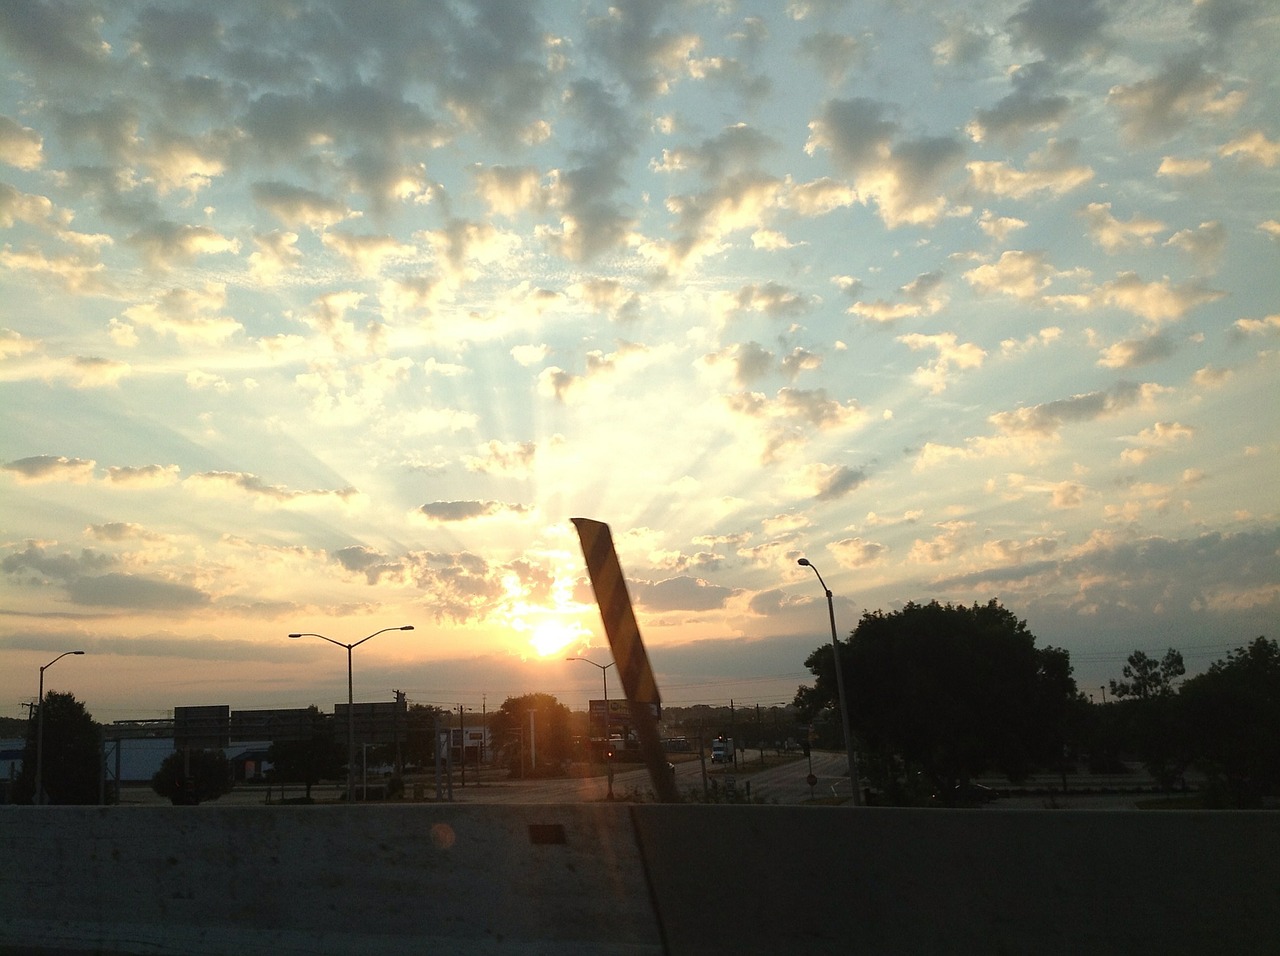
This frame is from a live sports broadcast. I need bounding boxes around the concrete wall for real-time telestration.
[3,805,1278,955]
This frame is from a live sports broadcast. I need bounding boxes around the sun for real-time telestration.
[528,619,588,657]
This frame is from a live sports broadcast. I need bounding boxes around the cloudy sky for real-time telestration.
[2,0,1277,723]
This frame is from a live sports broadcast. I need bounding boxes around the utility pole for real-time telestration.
[393,689,404,775]
[757,703,763,765]
[458,704,465,787]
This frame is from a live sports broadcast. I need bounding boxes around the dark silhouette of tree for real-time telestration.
[796,599,1079,804]
[152,749,233,805]
[402,703,449,769]
[1108,648,1190,789]
[13,691,100,804]
[488,693,573,777]
[266,706,344,800]
[1110,648,1185,700]
[1181,636,1280,807]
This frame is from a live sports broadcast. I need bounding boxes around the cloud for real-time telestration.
[722,387,865,465]
[251,181,355,229]
[321,230,416,276]
[967,138,1094,199]
[1094,272,1225,326]
[806,97,966,227]
[1164,220,1226,269]
[1232,314,1280,337]
[633,575,734,612]
[829,536,888,568]
[1081,202,1165,252]
[963,249,1057,299]
[464,440,538,478]
[0,114,44,169]
[932,18,992,67]
[0,245,110,294]
[800,31,866,86]
[0,0,111,74]
[472,164,548,217]
[968,62,1071,145]
[909,520,975,564]
[119,283,242,345]
[105,464,182,488]
[65,572,211,609]
[585,3,700,98]
[990,381,1153,437]
[850,270,947,322]
[896,331,986,394]
[1218,130,1280,167]
[0,327,40,358]
[1005,0,1111,63]
[125,220,240,269]
[2,540,209,611]
[1157,155,1213,178]
[1120,421,1194,464]
[1096,333,1178,369]
[1108,54,1244,144]
[805,463,869,501]
[977,210,1028,241]
[936,526,1280,636]
[3,455,96,483]
[415,500,531,522]
[185,471,361,508]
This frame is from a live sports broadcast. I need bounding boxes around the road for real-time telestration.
[115,751,1165,808]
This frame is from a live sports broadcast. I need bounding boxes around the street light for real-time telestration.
[289,625,413,803]
[797,558,862,807]
[568,656,615,798]
[36,650,85,806]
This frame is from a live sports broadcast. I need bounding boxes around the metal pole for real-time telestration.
[567,657,615,797]
[346,645,354,803]
[35,666,44,806]
[798,559,862,806]
[287,626,413,804]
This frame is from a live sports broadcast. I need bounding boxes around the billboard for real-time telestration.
[588,699,660,735]
[334,700,406,744]
[173,705,230,749]
[229,708,317,743]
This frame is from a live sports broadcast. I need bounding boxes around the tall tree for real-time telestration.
[1180,636,1280,807]
[488,693,573,777]
[1108,648,1190,789]
[1110,648,1185,700]
[13,691,101,805]
[796,599,1079,804]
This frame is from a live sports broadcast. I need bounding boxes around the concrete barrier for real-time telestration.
[1,805,661,955]
[630,806,1280,955]
[3,805,1278,955]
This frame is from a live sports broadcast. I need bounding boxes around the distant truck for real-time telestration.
[711,737,733,764]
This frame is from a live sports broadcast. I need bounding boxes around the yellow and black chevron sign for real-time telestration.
[572,517,679,802]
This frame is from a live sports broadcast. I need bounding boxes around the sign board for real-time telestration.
[173,705,230,750]
[334,700,406,745]
[229,708,317,743]
[588,698,661,733]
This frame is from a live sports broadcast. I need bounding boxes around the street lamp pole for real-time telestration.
[35,650,85,806]
[289,626,414,803]
[567,656,615,798]
[797,558,862,806]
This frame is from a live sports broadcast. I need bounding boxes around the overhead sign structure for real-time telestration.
[573,517,680,803]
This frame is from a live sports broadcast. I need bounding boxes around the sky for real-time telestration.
[1,0,1277,725]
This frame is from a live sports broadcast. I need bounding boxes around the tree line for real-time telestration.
[14,600,1276,807]
[793,598,1278,808]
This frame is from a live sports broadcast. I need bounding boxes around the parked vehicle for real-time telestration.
[711,737,733,764]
